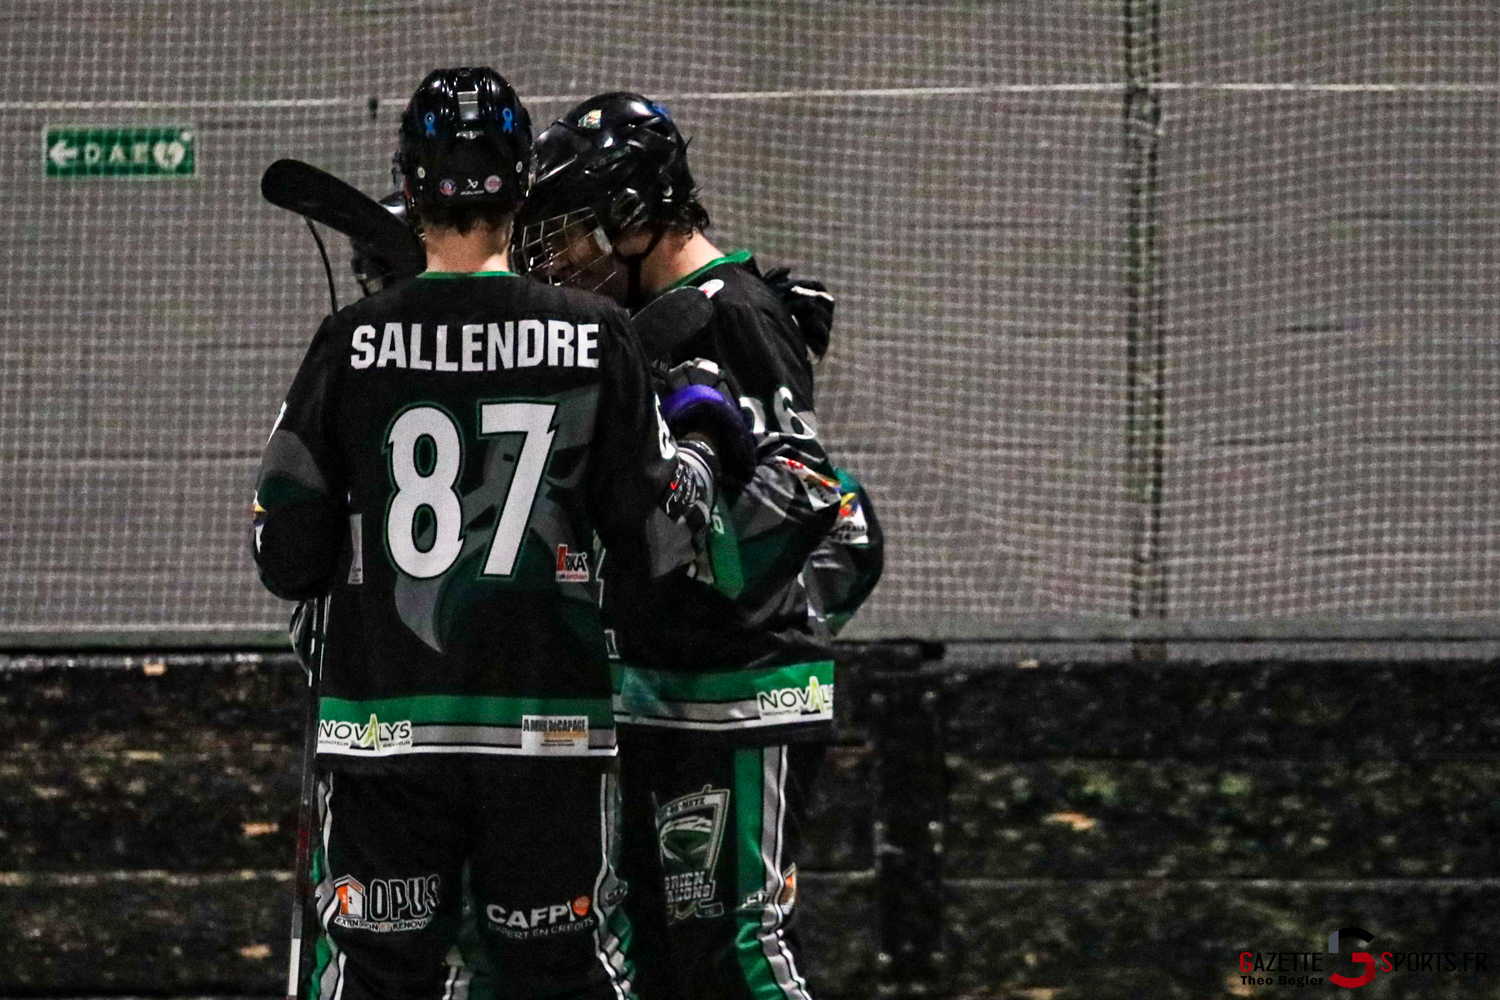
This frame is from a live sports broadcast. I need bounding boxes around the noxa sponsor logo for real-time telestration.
[1237,925,1490,990]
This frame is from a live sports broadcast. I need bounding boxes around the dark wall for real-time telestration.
[3,644,1498,998]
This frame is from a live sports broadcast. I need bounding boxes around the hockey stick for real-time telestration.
[261,158,425,280]
[286,596,325,1000]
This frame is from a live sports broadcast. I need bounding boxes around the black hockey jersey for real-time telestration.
[606,252,845,742]
[253,271,707,765]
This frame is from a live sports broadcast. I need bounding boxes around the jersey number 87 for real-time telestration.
[385,402,556,579]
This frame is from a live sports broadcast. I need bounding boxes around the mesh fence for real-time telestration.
[0,1,1495,643]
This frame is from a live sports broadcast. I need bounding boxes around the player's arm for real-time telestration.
[251,317,348,601]
[803,467,885,636]
[715,300,844,605]
[589,309,749,578]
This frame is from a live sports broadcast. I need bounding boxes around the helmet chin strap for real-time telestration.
[613,227,667,310]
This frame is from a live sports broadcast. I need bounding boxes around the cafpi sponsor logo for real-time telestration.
[757,675,833,720]
[317,713,413,754]
[1237,925,1490,990]
[485,894,593,939]
[519,714,590,753]
[331,873,440,933]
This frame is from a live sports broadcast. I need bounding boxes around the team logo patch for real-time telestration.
[657,785,730,921]
[484,174,502,193]
[484,894,595,940]
[757,676,834,720]
[579,108,603,130]
[555,544,591,583]
[520,714,590,753]
[317,713,413,754]
[331,873,440,933]
[439,178,456,196]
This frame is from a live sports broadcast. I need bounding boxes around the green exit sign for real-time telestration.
[44,125,196,178]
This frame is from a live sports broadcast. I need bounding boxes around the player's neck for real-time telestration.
[639,231,724,295]
[421,225,512,274]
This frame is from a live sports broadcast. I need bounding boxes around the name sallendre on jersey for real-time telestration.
[349,319,601,372]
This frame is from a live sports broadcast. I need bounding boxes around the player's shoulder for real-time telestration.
[337,273,627,325]
[522,278,631,326]
[691,254,799,343]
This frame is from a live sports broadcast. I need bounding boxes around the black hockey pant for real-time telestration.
[304,759,633,1000]
[618,731,823,1000]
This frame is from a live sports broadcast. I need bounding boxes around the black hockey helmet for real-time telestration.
[527,92,701,236]
[396,67,531,213]
[514,93,707,298]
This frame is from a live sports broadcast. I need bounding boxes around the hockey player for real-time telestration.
[252,68,750,1000]
[509,93,878,1000]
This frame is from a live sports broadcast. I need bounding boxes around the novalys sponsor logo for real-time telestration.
[486,894,594,939]
[757,676,833,720]
[332,873,440,933]
[520,714,590,753]
[318,713,413,754]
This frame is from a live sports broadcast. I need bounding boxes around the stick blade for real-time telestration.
[261,158,424,279]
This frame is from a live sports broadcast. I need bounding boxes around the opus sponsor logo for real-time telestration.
[331,873,440,933]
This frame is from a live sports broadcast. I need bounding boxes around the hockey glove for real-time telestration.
[660,358,755,492]
[632,285,714,363]
[763,266,834,358]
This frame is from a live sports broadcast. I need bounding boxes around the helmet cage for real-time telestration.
[513,206,622,294]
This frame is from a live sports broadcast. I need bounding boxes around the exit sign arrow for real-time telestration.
[48,139,78,168]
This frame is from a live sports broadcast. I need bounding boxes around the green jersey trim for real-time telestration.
[664,249,753,291]
[416,270,519,279]
[609,660,833,730]
[321,694,610,725]
[317,694,616,758]
[708,501,745,599]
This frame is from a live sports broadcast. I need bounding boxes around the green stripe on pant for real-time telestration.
[733,746,812,1000]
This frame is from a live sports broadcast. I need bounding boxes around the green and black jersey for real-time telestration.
[253,272,705,768]
[605,252,846,743]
